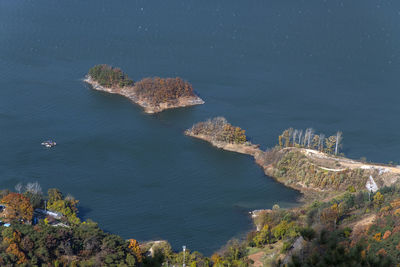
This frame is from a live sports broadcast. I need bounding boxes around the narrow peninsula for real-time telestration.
[84,64,204,114]
[186,119,400,197]
[186,119,400,265]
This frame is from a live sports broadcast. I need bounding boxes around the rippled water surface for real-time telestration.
[1,0,400,254]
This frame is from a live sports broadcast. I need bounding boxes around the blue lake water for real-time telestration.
[1,0,400,255]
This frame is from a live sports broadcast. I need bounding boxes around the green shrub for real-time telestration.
[347,185,356,192]
[281,241,292,253]
[89,64,134,88]
[272,220,298,240]
[299,227,316,241]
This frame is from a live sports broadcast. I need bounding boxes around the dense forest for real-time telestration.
[134,77,196,105]
[88,65,134,88]
[186,117,247,145]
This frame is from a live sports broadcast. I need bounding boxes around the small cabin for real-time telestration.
[35,209,62,220]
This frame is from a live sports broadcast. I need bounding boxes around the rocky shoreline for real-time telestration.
[84,76,204,114]
[184,131,261,156]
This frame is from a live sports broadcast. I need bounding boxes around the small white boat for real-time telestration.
[41,140,56,148]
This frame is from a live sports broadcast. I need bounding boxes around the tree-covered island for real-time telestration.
[85,64,204,114]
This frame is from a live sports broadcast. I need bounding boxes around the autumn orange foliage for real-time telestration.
[390,198,400,209]
[361,249,366,259]
[211,253,222,265]
[372,233,382,242]
[394,208,400,216]
[383,230,391,240]
[6,243,27,264]
[377,248,387,256]
[188,117,248,144]
[379,206,391,213]
[320,203,340,229]
[128,239,142,262]
[135,77,195,105]
[4,231,27,264]
[1,193,33,223]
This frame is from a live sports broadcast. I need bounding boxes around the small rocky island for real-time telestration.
[84,64,204,113]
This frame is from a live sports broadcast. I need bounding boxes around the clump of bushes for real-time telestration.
[248,209,300,250]
[187,117,247,144]
[89,64,134,87]
[299,227,316,241]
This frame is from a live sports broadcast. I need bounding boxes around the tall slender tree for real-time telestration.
[278,135,283,148]
[306,128,314,147]
[282,130,290,147]
[298,130,303,145]
[319,134,325,151]
[292,130,298,146]
[288,128,294,146]
[335,131,343,155]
